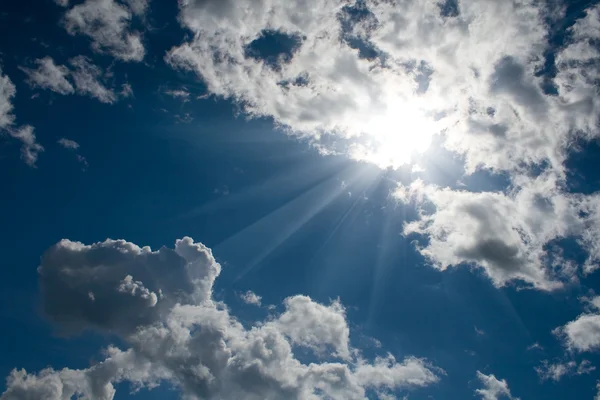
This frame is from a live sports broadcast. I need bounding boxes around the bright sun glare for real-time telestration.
[351,99,443,170]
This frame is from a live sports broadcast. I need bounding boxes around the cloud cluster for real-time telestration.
[63,0,146,62]
[1,237,441,399]
[22,56,127,104]
[165,0,600,174]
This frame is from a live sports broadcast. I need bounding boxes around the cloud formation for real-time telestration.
[165,0,600,174]
[2,237,441,399]
[21,57,74,95]
[63,0,146,62]
[69,56,117,104]
[240,290,262,306]
[395,174,587,289]
[0,67,16,129]
[475,371,518,400]
[535,359,595,382]
[8,125,44,167]
[0,68,44,167]
[554,296,600,353]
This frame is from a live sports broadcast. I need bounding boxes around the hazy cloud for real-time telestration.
[21,57,74,95]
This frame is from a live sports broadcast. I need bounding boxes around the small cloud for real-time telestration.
[527,342,544,351]
[164,88,190,101]
[21,57,74,95]
[474,326,485,336]
[8,125,44,167]
[175,113,193,124]
[58,138,88,170]
[240,290,262,306]
[120,83,134,98]
[57,138,80,150]
[535,359,595,382]
[69,56,117,104]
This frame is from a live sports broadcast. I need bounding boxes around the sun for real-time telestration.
[350,98,443,170]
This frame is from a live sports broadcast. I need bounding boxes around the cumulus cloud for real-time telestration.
[69,56,117,104]
[475,371,518,400]
[535,359,595,381]
[554,297,600,353]
[2,237,441,399]
[63,0,145,62]
[21,57,74,95]
[240,290,262,306]
[395,174,586,289]
[164,0,600,174]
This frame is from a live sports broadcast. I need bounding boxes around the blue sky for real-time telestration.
[2,0,600,399]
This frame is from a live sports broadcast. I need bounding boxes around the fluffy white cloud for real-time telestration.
[21,57,74,95]
[395,174,586,289]
[165,0,600,174]
[475,371,518,400]
[535,359,595,381]
[2,237,441,399]
[272,295,351,359]
[554,296,600,353]
[240,290,262,306]
[69,56,117,104]
[63,0,145,62]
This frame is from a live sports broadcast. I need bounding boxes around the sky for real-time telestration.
[1,0,600,399]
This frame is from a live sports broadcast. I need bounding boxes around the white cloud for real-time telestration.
[57,138,80,150]
[21,57,74,95]
[0,66,16,129]
[122,0,148,16]
[553,296,600,353]
[164,88,190,101]
[272,295,350,359]
[395,174,584,290]
[475,371,518,400]
[164,0,600,174]
[8,125,44,167]
[58,138,88,169]
[69,56,117,104]
[0,68,44,167]
[63,0,145,62]
[54,0,69,6]
[535,359,595,381]
[240,290,262,306]
[1,237,441,399]
[120,83,133,98]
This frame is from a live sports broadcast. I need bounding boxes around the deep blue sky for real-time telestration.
[2,0,600,399]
